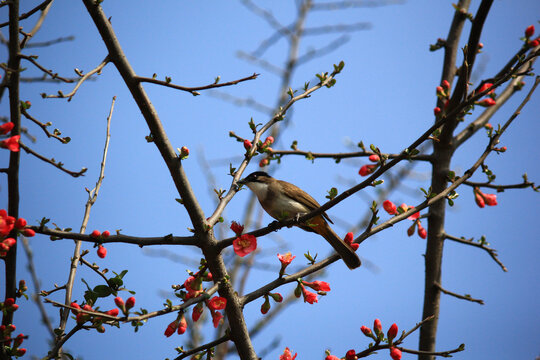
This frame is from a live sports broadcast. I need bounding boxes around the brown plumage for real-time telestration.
[239,171,361,269]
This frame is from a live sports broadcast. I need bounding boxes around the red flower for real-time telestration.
[3,238,16,248]
[233,234,257,257]
[243,139,252,150]
[177,313,187,334]
[478,82,494,95]
[14,218,26,229]
[125,296,136,309]
[400,204,420,220]
[207,296,227,311]
[90,230,101,238]
[360,325,372,337]
[22,228,35,237]
[474,191,485,208]
[301,285,318,304]
[4,298,15,307]
[184,276,203,298]
[0,122,14,135]
[476,98,496,107]
[368,154,380,162]
[383,200,397,215]
[390,347,402,360]
[530,39,540,47]
[70,301,81,314]
[0,210,15,237]
[102,230,110,238]
[105,308,119,317]
[433,107,441,116]
[230,221,244,236]
[277,252,295,265]
[344,232,359,251]
[97,246,107,258]
[0,135,20,152]
[358,164,377,176]
[164,319,178,337]
[345,349,357,360]
[259,158,269,167]
[441,80,450,89]
[417,222,427,239]
[192,303,204,322]
[387,323,398,341]
[264,136,274,145]
[483,193,498,206]
[325,356,340,360]
[279,347,297,360]
[211,310,223,328]
[374,319,382,335]
[302,280,331,292]
[525,25,535,38]
[261,296,270,314]
[114,297,125,308]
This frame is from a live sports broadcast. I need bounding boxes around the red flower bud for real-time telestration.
[345,349,357,360]
[302,280,331,292]
[82,304,93,312]
[15,218,26,229]
[441,80,450,89]
[97,246,107,259]
[102,230,110,238]
[387,323,398,341]
[390,347,402,360]
[264,136,274,145]
[192,303,204,322]
[0,122,14,135]
[368,154,380,162]
[360,325,372,337]
[105,308,119,317]
[433,107,442,116]
[164,320,178,337]
[125,296,136,309]
[259,158,269,167]
[4,298,15,307]
[525,25,535,38]
[90,230,101,238]
[70,301,81,314]
[383,200,397,215]
[3,238,16,248]
[243,139,252,150]
[14,333,24,347]
[261,296,271,314]
[529,39,540,47]
[14,348,26,357]
[325,356,340,360]
[417,222,427,239]
[475,191,485,208]
[177,313,187,334]
[22,228,35,237]
[358,164,377,176]
[230,221,244,236]
[114,297,125,308]
[476,98,496,107]
[483,193,498,206]
[478,82,494,95]
[0,135,20,152]
[180,146,189,158]
[374,319,382,335]
[207,296,227,311]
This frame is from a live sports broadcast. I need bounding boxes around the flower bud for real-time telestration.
[374,319,382,336]
[345,349,357,360]
[387,323,398,341]
[525,25,535,38]
[390,347,402,360]
[22,228,35,237]
[102,230,110,238]
[14,218,26,229]
[260,296,271,314]
[164,320,178,337]
[368,154,380,162]
[433,107,442,116]
[360,325,372,337]
[476,98,496,107]
[125,296,136,309]
[441,80,450,89]
[383,200,397,215]
[243,139,252,150]
[97,246,107,259]
[106,308,119,317]
[114,297,125,308]
[90,230,101,238]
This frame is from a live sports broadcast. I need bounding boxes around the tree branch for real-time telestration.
[444,233,507,272]
[19,141,87,177]
[434,281,484,305]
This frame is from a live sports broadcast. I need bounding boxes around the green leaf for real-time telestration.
[93,285,112,298]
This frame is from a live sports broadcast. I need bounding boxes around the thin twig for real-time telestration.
[134,73,258,95]
[43,56,109,101]
[462,180,537,192]
[0,0,54,28]
[434,281,484,305]
[21,108,68,142]
[445,233,507,272]
[19,141,87,177]
[175,334,231,360]
[18,54,75,82]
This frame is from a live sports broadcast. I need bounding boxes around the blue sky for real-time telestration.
[1,1,539,359]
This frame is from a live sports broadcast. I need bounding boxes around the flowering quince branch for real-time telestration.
[265,148,434,163]
[134,73,259,96]
[31,226,198,247]
[174,334,231,360]
[206,62,345,227]
[433,281,484,305]
[462,179,538,192]
[20,108,69,143]
[17,54,76,83]
[18,141,87,177]
[444,233,507,272]
[41,55,110,101]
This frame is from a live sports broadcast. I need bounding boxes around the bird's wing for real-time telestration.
[278,179,334,224]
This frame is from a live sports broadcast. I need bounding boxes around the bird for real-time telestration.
[238,171,361,269]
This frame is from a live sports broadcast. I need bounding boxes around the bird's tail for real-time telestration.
[321,224,361,269]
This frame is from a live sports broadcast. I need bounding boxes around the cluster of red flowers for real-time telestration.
[382,201,426,239]
[359,154,380,176]
[0,210,35,257]
[90,230,111,258]
[0,121,20,152]
[279,347,297,360]
[258,136,275,167]
[231,221,257,257]
[433,79,451,116]
[69,297,127,333]
[295,279,331,305]
[0,322,26,357]
[473,187,498,208]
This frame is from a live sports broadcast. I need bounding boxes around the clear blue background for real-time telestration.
[0,1,539,359]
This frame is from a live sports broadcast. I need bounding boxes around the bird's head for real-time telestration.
[238,171,273,186]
